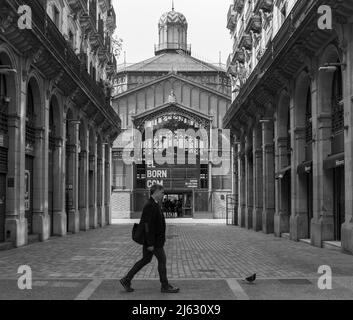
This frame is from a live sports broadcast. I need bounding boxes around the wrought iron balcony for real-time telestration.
[89,0,97,24]
[106,6,116,32]
[234,0,245,13]
[239,33,252,50]
[227,5,236,32]
[98,0,111,12]
[245,13,261,33]
[67,0,88,15]
[254,0,273,13]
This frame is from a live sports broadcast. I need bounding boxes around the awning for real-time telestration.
[275,166,291,179]
[297,161,313,175]
[323,153,345,170]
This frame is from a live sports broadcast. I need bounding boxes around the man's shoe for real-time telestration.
[120,278,134,292]
[161,284,180,293]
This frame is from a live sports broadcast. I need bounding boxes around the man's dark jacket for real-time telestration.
[140,198,166,248]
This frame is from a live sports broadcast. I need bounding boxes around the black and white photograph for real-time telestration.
[0,0,353,307]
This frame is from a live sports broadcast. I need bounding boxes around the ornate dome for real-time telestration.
[159,9,188,27]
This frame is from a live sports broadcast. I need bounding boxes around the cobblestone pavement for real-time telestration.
[0,223,353,300]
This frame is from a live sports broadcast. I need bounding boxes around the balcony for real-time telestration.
[106,6,116,32]
[67,0,88,15]
[89,0,97,24]
[98,0,111,12]
[245,13,261,33]
[234,0,245,13]
[227,5,236,32]
[254,0,273,13]
[239,33,252,50]
[226,53,233,73]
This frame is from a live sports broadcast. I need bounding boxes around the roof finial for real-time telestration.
[172,0,174,11]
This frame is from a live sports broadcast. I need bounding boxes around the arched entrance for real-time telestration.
[293,72,313,239]
[25,78,42,236]
[48,95,62,235]
[132,104,211,218]
[275,91,291,236]
[315,45,345,243]
[0,56,12,242]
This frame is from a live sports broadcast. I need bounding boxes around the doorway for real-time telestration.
[25,156,34,235]
[333,166,345,241]
[306,172,313,237]
[0,173,5,242]
[162,192,192,218]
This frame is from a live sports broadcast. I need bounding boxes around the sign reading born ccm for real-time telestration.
[119,127,231,176]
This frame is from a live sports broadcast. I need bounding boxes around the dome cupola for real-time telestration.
[155,3,191,55]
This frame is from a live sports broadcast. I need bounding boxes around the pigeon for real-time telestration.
[244,273,256,284]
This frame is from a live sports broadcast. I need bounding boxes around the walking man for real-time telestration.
[120,184,180,293]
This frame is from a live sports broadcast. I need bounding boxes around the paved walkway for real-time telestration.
[0,222,353,300]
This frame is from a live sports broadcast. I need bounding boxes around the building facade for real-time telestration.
[111,7,233,219]
[0,0,121,248]
[224,0,353,253]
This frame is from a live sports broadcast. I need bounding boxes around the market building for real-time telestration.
[111,6,233,219]
[0,0,121,248]
[224,0,353,253]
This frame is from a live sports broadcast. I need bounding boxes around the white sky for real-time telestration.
[112,0,232,66]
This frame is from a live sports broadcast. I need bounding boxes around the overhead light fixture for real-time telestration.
[319,62,346,73]
[0,65,17,74]
[259,118,272,123]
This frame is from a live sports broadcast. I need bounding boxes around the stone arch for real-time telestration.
[277,90,291,139]
[0,45,18,114]
[318,44,342,114]
[294,71,311,128]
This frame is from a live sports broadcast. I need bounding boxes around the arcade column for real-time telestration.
[262,121,275,234]
[237,142,246,228]
[252,127,263,232]
[341,22,353,254]
[5,75,27,247]
[66,121,80,233]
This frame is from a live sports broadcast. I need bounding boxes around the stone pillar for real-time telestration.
[66,122,80,233]
[79,143,89,231]
[32,127,50,241]
[245,134,253,229]
[104,144,112,225]
[52,137,66,236]
[96,142,105,227]
[5,110,27,247]
[89,137,98,228]
[208,161,213,213]
[341,22,353,254]
[274,136,290,237]
[237,142,246,227]
[253,127,263,231]
[262,121,275,234]
[290,127,308,241]
[310,59,334,247]
[5,71,28,247]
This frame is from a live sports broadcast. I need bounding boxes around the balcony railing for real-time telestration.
[67,0,88,14]
[234,0,245,13]
[254,0,273,13]
[89,0,97,25]
[227,5,236,32]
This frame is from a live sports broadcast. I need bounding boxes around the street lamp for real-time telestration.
[0,65,17,74]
